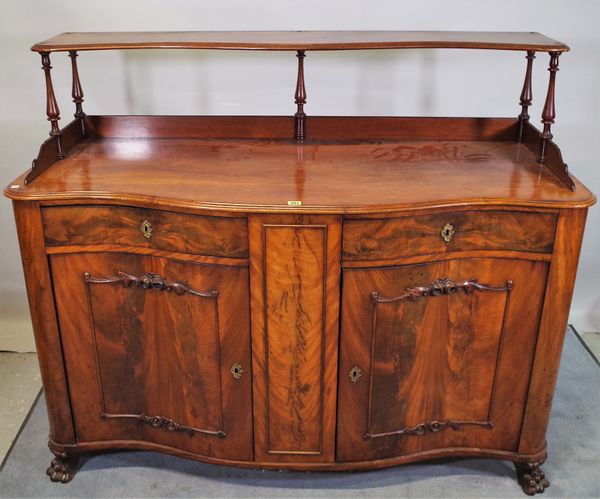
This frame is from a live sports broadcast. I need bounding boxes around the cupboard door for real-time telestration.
[51,252,253,461]
[337,258,548,462]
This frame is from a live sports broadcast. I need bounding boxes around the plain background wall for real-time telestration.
[0,0,598,351]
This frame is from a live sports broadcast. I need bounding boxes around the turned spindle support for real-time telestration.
[68,51,86,135]
[538,52,560,163]
[294,50,307,141]
[517,51,535,142]
[40,52,64,159]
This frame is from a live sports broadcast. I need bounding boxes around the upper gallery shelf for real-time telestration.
[19,30,578,193]
[31,31,569,53]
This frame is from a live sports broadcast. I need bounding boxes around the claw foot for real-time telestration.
[46,455,78,483]
[515,461,549,495]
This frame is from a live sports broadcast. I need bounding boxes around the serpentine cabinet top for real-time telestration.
[5,31,595,213]
[31,31,569,52]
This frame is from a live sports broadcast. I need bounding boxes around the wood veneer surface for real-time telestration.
[31,31,568,52]
[337,258,548,461]
[41,205,248,258]
[51,252,253,460]
[7,137,594,213]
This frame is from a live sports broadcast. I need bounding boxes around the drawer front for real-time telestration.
[342,210,556,261]
[42,206,248,258]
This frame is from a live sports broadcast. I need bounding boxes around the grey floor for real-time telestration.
[1,329,599,498]
[0,352,42,466]
[582,331,600,359]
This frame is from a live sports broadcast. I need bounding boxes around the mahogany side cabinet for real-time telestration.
[4,31,595,495]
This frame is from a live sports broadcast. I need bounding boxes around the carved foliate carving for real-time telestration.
[84,271,219,298]
[101,412,227,438]
[372,277,513,304]
[139,414,197,435]
[363,419,493,440]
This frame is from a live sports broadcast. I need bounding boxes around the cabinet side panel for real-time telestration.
[518,208,588,454]
[12,201,75,444]
[249,215,340,463]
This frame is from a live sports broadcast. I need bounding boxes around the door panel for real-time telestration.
[248,215,341,463]
[264,224,326,455]
[337,257,548,462]
[51,252,253,460]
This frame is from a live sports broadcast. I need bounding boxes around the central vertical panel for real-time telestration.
[265,225,325,454]
[249,215,341,463]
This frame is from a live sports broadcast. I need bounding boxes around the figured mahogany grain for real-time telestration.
[7,135,594,214]
[249,215,341,463]
[51,252,253,460]
[518,208,588,454]
[31,31,569,53]
[337,257,548,461]
[83,116,516,141]
[264,225,325,454]
[5,30,596,483]
[341,249,552,269]
[42,205,248,258]
[12,202,75,445]
[342,210,557,261]
[46,244,248,268]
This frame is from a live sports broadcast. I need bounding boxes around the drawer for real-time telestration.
[42,206,248,258]
[342,210,556,261]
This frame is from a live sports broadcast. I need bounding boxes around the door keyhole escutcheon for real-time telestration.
[349,366,363,383]
[230,363,244,380]
[441,222,455,244]
[141,220,153,240]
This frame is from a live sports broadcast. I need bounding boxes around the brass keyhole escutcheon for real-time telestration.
[230,363,243,380]
[441,222,455,245]
[349,366,363,383]
[141,220,153,240]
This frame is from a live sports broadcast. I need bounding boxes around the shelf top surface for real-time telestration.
[31,31,569,53]
[7,136,593,214]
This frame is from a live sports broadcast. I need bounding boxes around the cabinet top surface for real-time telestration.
[7,128,594,214]
[31,31,569,53]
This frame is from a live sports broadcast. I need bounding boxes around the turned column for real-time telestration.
[68,51,86,135]
[294,50,307,141]
[40,52,64,159]
[538,52,560,163]
[517,51,535,142]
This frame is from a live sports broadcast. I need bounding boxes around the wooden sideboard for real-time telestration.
[5,31,595,495]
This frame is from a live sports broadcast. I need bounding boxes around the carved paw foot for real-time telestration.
[46,456,78,483]
[515,462,550,495]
